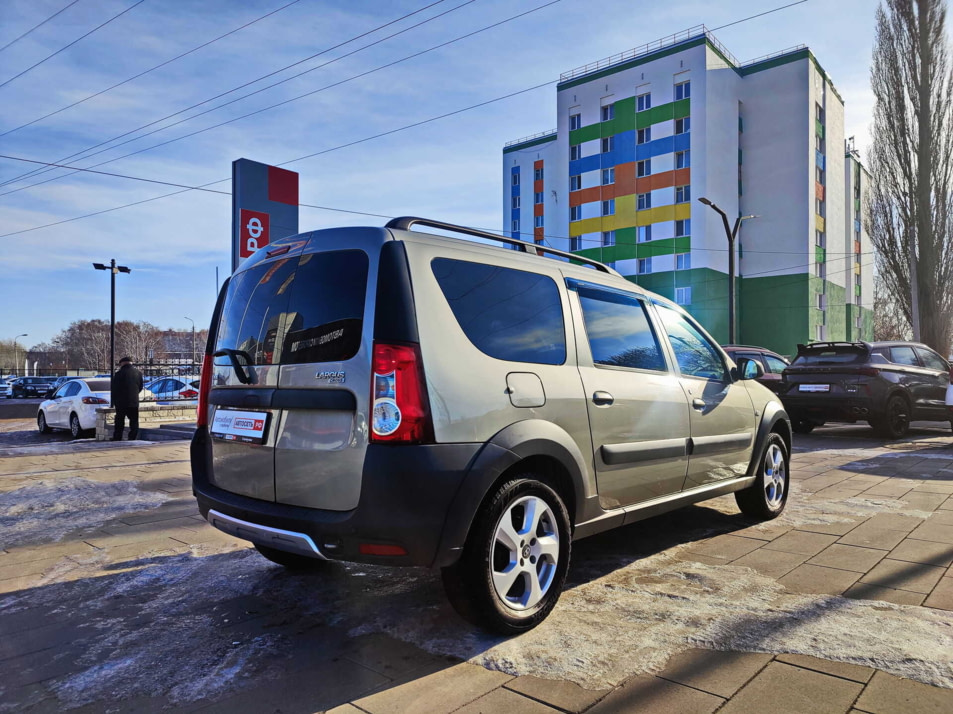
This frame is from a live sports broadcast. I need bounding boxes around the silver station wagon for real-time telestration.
[191,217,792,634]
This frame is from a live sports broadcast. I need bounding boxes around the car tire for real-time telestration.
[69,413,84,439]
[441,476,571,635]
[791,418,815,435]
[253,544,331,571]
[735,432,789,520]
[37,411,52,434]
[871,395,910,439]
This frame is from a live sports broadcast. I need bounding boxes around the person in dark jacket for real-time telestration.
[111,356,143,440]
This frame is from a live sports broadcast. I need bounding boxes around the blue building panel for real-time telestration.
[636,135,675,161]
[816,151,825,170]
[673,132,691,153]
[569,154,602,176]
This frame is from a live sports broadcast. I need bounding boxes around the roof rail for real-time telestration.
[384,217,618,275]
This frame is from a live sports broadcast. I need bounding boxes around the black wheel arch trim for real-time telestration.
[748,403,792,478]
[433,419,592,569]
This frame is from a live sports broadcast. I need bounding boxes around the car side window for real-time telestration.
[64,382,82,397]
[576,287,666,371]
[656,305,728,381]
[54,384,70,398]
[763,354,788,373]
[890,346,919,366]
[915,347,948,372]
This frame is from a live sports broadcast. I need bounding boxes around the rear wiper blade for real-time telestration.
[213,349,256,385]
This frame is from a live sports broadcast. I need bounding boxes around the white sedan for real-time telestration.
[37,379,154,439]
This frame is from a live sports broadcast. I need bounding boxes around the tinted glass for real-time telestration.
[86,380,111,392]
[764,354,788,373]
[432,258,565,365]
[64,382,82,397]
[890,346,919,365]
[792,347,866,365]
[577,288,665,371]
[915,347,948,372]
[656,306,728,380]
[215,251,368,366]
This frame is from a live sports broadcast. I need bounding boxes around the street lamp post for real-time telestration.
[697,198,756,345]
[184,317,195,373]
[13,333,27,376]
[93,260,131,388]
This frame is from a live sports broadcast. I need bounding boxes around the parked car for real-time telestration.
[10,376,56,398]
[37,379,113,438]
[0,378,12,399]
[946,364,953,422]
[191,217,793,634]
[723,345,790,394]
[779,341,952,438]
[147,376,200,404]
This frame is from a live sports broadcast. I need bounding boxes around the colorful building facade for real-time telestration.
[503,27,874,356]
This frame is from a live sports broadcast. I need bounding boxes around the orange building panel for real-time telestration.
[534,160,543,169]
[534,203,544,217]
[569,186,602,207]
[534,227,544,242]
[534,180,543,193]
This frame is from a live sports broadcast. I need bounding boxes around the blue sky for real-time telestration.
[0,0,881,347]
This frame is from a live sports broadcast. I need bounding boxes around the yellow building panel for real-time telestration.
[674,202,692,221]
[637,205,676,226]
[615,194,637,220]
[569,217,601,237]
[816,214,825,233]
[854,262,861,275]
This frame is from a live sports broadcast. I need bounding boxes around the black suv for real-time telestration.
[779,341,952,438]
[10,376,56,398]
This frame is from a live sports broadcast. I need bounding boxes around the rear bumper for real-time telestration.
[191,427,482,567]
[780,394,877,422]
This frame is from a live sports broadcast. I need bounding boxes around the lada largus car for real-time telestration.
[191,217,792,634]
[780,341,952,438]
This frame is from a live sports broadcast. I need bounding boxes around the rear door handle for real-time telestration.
[592,391,614,406]
[692,398,706,410]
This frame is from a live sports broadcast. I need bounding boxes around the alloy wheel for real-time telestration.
[490,495,560,611]
[763,443,786,510]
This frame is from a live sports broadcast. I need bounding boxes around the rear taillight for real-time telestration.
[180,389,198,399]
[856,367,881,377]
[82,397,108,405]
[370,342,433,444]
[197,353,214,427]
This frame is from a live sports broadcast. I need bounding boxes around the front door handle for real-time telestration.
[592,391,614,406]
[692,398,706,410]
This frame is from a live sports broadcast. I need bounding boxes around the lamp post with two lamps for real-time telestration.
[697,197,757,345]
[92,260,131,384]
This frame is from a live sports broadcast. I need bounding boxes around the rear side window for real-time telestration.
[215,251,368,365]
[890,346,919,366]
[431,258,566,365]
[577,287,665,371]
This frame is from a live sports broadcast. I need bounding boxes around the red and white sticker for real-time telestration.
[239,209,270,258]
[211,409,270,444]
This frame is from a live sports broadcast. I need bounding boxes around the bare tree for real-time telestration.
[874,274,913,340]
[867,0,953,355]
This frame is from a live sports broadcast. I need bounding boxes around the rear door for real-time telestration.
[913,347,950,417]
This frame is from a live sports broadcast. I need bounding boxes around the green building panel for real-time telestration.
[739,273,810,357]
[627,267,731,343]
[824,282,847,341]
[862,307,875,340]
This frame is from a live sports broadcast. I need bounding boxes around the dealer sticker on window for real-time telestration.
[211,409,270,444]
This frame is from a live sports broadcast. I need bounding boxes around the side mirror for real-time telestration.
[736,357,764,381]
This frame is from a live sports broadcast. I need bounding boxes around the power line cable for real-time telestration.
[0,0,549,197]
[0,0,148,91]
[0,0,83,55]
[0,0,304,138]
[0,0,814,237]
[0,0,458,187]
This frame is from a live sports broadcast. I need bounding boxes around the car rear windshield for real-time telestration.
[87,380,110,391]
[214,250,369,366]
[791,346,868,366]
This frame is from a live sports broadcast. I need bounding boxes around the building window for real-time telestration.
[815,134,823,152]
[601,104,615,121]
[601,136,614,153]
[570,206,581,221]
[637,127,651,144]
[815,262,826,279]
[675,117,690,134]
[534,167,544,181]
[637,192,651,210]
[675,80,691,100]
[602,168,615,185]
[637,224,652,242]
[638,257,652,274]
[816,294,825,310]
[637,159,652,177]
[675,219,690,237]
[602,199,615,216]
[534,191,544,204]
[815,198,825,216]
[676,150,690,168]
[602,230,615,246]
[815,165,824,183]
[570,236,581,251]
[570,144,581,161]
[512,173,519,186]
[534,215,544,228]
[816,103,824,122]
[636,93,651,112]
[569,113,581,130]
[815,324,824,341]
[675,252,691,270]
[675,286,692,305]
[570,175,581,191]
[512,196,520,209]
[675,185,690,203]
[511,219,519,232]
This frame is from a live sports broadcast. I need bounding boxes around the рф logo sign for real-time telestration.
[239,209,270,258]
